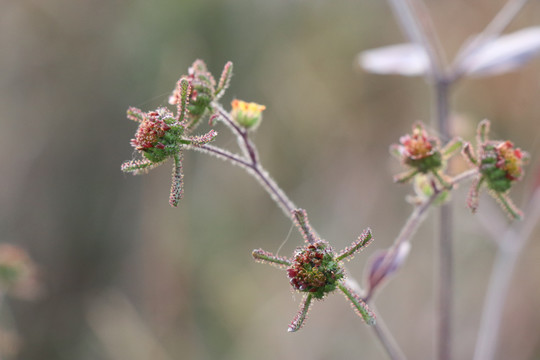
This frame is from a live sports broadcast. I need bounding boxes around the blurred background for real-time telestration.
[1,0,540,359]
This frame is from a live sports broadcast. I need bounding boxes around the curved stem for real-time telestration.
[249,165,296,216]
[188,143,296,216]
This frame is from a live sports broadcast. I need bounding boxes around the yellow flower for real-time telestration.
[231,99,266,129]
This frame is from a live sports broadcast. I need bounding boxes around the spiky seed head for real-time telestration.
[480,140,528,193]
[131,108,172,150]
[286,241,344,299]
[128,107,184,164]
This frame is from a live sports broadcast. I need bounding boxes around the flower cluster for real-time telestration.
[122,60,233,206]
[169,60,233,129]
[463,119,529,219]
[287,241,344,299]
[391,122,460,189]
[397,122,442,172]
[129,108,183,161]
[252,209,374,332]
[483,140,526,187]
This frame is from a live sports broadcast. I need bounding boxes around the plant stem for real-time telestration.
[438,203,452,360]
[473,245,518,360]
[386,0,444,76]
[189,143,296,216]
[371,311,407,360]
[435,78,453,360]
[474,190,540,360]
[385,2,454,357]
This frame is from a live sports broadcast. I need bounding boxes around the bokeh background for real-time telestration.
[1,0,540,359]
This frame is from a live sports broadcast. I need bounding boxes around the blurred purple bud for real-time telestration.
[358,43,429,76]
[367,242,411,295]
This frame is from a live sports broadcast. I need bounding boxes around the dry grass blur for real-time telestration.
[1,0,540,359]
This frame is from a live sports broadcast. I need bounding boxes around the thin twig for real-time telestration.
[473,189,540,360]
[435,78,453,360]
[186,143,251,169]
[370,306,407,360]
[364,170,478,303]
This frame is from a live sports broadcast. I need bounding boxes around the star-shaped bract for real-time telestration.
[121,78,217,206]
[252,209,375,332]
[462,119,529,219]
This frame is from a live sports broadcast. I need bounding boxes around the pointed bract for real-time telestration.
[126,107,145,123]
[176,78,191,125]
[442,137,463,158]
[121,159,165,175]
[169,153,184,207]
[288,294,313,333]
[336,228,373,262]
[338,283,376,325]
[492,190,523,220]
[467,176,483,213]
[187,129,218,147]
[252,249,291,268]
[215,61,233,100]
[477,119,490,145]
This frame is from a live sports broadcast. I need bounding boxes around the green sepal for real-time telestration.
[405,151,443,173]
[431,170,453,190]
[394,169,419,183]
[491,191,523,220]
[442,137,463,158]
